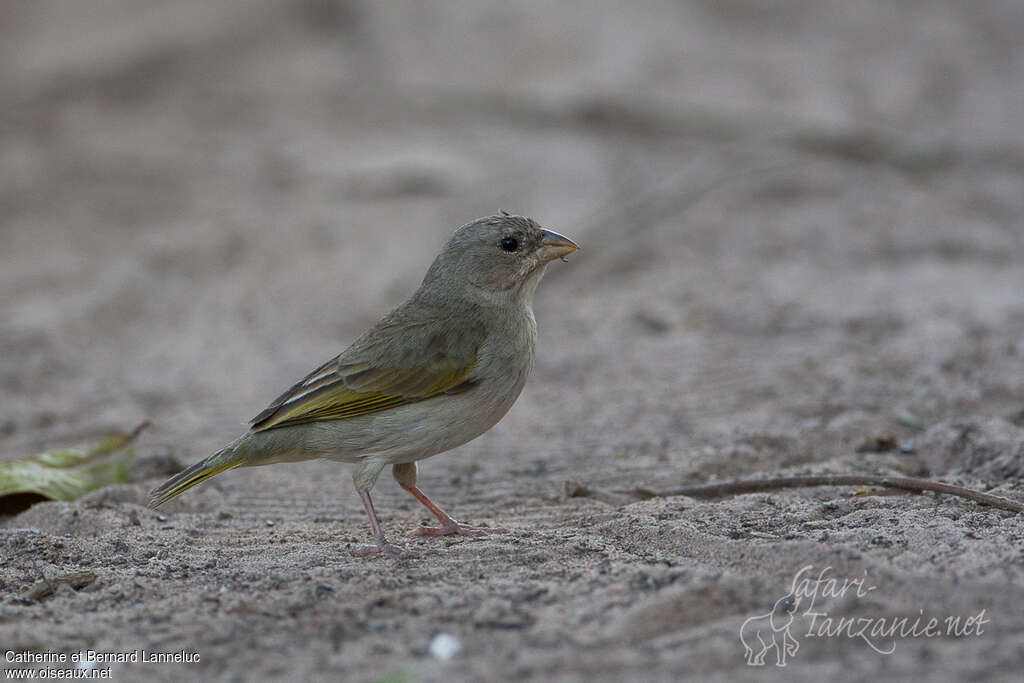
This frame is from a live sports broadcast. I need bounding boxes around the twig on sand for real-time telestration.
[619,474,1023,513]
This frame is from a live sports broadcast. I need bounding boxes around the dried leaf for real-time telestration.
[0,422,148,514]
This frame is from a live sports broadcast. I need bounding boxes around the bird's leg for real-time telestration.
[392,462,507,537]
[351,461,405,557]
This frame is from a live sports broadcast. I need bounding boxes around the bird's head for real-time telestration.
[424,213,579,304]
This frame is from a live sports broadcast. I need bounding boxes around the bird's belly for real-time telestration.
[298,371,527,465]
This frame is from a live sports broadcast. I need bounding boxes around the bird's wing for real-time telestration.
[249,311,485,432]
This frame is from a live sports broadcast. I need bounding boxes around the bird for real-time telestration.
[148,213,579,556]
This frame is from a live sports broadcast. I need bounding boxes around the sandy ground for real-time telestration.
[3,1,1024,681]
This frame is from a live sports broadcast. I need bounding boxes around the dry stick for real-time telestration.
[622,474,1024,513]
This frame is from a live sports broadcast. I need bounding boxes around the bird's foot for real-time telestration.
[408,522,508,537]
[351,542,409,558]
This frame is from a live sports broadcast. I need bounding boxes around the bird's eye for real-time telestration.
[499,236,519,252]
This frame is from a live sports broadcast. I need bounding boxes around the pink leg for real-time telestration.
[352,490,406,557]
[401,484,507,537]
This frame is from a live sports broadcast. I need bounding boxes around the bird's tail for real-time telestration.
[148,448,241,508]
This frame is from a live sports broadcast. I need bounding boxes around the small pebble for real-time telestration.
[896,412,925,430]
[265,520,275,527]
[429,633,461,661]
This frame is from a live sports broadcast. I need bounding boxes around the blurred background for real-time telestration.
[4,0,1024,475]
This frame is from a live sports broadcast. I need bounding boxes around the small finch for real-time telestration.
[149,213,579,556]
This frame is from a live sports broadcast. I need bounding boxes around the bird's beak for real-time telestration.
[536,229,580,263]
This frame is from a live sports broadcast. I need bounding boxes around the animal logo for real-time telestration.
[739,593,802,666]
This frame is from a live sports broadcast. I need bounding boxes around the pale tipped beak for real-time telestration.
[536,229,580,262]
